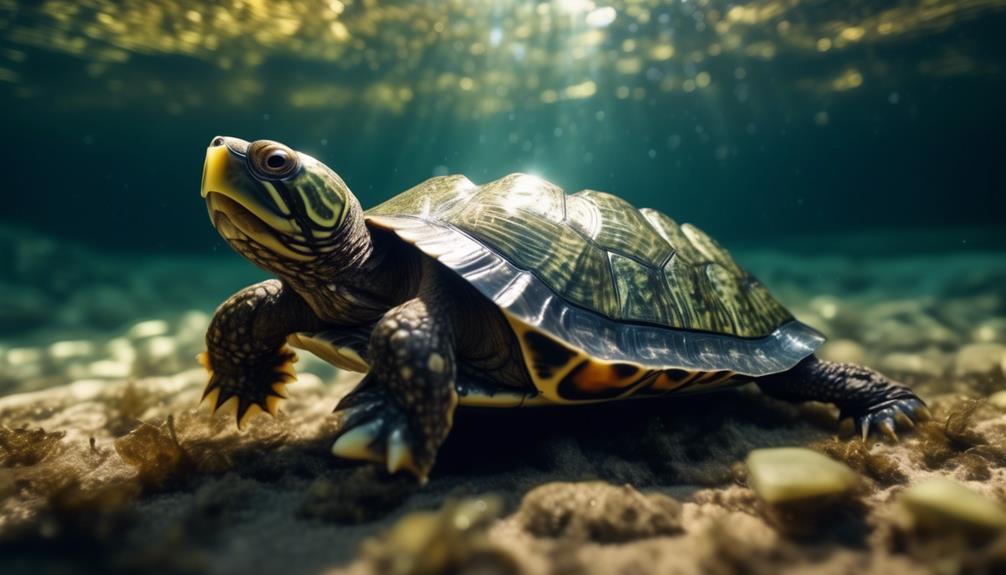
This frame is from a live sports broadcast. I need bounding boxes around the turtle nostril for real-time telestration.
[210,136,226,147]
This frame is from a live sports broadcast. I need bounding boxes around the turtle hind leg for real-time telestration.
[331,289,457,483]
[757,356,930,440]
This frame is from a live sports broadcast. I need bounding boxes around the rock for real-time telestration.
[132,335,188,377]
[988,391,1006,410]
[104,337,137,367]
[971,317,1006,344]
[518,481,683,543]
[126,319,170,340]
[174,310,210,347]
[899,478,1006,542]
[745,447,861,506]
[808,295,842,321]
[48,340,97,363]
[360,496,505,575]
[953,343,1006,381]
[818,339,865,364]
[879,351,946,380]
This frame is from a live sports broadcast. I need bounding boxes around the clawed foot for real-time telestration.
[331,376,434,482]
[198,348,296,428]
[842,397,931,442]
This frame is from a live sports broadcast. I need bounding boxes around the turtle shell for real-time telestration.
[366,174,823,395]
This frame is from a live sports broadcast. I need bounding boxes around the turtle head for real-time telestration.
[201,136,358,273]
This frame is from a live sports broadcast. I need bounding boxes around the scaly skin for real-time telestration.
[201,279,326,427]
[757,356,929,439]
[331,261,459,481]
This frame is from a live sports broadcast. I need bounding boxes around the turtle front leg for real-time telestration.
[200,279,325,427]
[331,291,457,482]
[757,356,930,440]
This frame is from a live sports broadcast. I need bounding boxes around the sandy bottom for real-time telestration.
[2,230,1005,575]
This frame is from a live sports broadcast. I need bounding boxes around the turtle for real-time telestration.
[198,135,929,482]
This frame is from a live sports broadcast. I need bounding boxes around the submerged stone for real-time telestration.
[518,481,683,543]
[360,496,505,575]
[899,478,1006,541]
[989,390,1006,410]
[954,343,1006,381]
[746,447,861,505]
[818,339,866,364]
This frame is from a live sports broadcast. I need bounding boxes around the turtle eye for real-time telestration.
[249,141,300,180]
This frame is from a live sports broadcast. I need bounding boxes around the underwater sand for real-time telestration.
[2,226,1006,575]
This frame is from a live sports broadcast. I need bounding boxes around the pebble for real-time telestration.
[953,343,1006,380]
[818,339,865,364]
[745,447,861,506]
[899,478,1006,540]
[518,481,683,542]
[127,319,170,340]
[970,317,1006,343]
[48,340,96,361]
[361,496,504,575]
[988,390,1006,410]
[879,351,946,380]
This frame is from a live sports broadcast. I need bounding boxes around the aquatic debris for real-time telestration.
[358,496,505,575]
[518,481,683,543]
[811,437,908,485]
[105,381,153,436]
[0,425,64,467]
[113,416,191,491]
[913,398,1006,480]
[896,478,1006,545]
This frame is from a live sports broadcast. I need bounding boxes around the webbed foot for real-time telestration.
[759,356,929,443]
[331,375,447,482]
[198,347,296,428]
[200,279,325,429]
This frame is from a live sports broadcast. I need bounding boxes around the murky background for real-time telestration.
[3,4,1006,574]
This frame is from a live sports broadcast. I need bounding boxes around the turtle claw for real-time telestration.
[332,383,429,482]
[849,397,928,442]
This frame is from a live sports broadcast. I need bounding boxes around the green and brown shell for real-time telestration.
[366,173,823,402]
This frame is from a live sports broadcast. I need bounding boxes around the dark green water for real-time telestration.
[2,6,1006,572]
[0,0,1003,256]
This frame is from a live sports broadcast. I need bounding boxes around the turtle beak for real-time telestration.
[201,136,299,235]
[200,137,231,199]
[201,136,311,261]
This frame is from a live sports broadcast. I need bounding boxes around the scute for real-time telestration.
[568,191,673,267]
[609,252,672,324]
